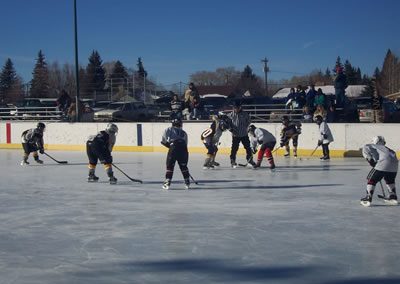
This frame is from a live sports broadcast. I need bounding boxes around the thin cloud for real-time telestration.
[302,40,319,49]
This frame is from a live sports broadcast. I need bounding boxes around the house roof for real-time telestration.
[272,85,367,99]
[196,85,236,97]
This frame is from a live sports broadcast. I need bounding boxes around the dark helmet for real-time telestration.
[105,123,118,134]
[281,115,289,124]
[314,115,323,124]
[36,122,46,131]
[247,124,256,134]
[234,100,242,108]
[172,118,182,128]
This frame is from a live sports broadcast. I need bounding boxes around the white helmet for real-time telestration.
[372,136,385,145]
[105,123,118,134]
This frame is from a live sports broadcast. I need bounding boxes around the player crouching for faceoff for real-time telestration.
[360,136,398,207]
[201,114,229,169]
[280,116,302,157]
[315,115,334,160]
[21,122,46,165]
[161,118,191,190]
[248,125,276,170]
[86,123,118,184]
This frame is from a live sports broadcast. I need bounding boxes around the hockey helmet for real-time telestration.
[105,123,118,134]
[314,115,323,124]
[36,122,46,131]
[172,118,182,128]
[372,136,386,145]
[281,115,289,125]
[247,124,256,134]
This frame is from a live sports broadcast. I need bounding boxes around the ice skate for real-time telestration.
[87,174,99,182]
[270,163,276,172]
[184,178,190,190]
[320,156,330,161]
[284,152,290,157]
[20,159,29,166]
[360,195,372,207]
[35,159,44,164]
[162,179,171,190]
[231,159,237,169]
[212,161,220,167]
[383,193,398,206]
[109,176,117,185]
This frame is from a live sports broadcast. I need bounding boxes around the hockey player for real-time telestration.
[86,123,118,184]
[161,118,191,189]
[200,114,229,169]
[315,115,334,160]
[248,124,276,170]
[21,122,46,165]
[360,136,398,207]
[280,116,301,157]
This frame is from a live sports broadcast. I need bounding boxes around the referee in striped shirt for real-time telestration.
[227,100,255,167]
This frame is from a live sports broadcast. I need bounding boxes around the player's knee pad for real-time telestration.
[88,163,96,169]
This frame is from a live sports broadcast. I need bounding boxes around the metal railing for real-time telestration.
[0,106,63,121]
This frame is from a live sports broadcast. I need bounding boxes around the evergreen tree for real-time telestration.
[110,60,128,83]
[85,50,106,97]
[234,65,263,97]
[137,57,147,79]
[333,56,343,74]
[355,67,362,84]
[0,58,18,101]
[110,60,129,99]
[324,67,332,83]
[30,50,49,98]
[344,60,357,85]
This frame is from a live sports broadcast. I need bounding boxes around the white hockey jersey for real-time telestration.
[362,144,398,172]
[250,128,276,149]
[318,121,334,144]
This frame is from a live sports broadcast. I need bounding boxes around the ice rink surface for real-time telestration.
[1,149,399,284]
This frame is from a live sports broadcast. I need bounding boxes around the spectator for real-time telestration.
[170,94,184,120]
[313,105,327,121]
[306,84,318,112]
[326,105,336,123]
[371,82,383,123]
[334,66,348,108]
[286,88,297,110]
[296,85,306,109]
[191,96,201,120]
[314,88,326,109]
[67,100,84,122]
[302,106,313,123]
[56,89,72,115]
[184,82,200,119]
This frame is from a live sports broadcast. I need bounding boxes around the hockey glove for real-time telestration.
[317,140,323,146]
[39,148,44,154]
[257,140,263,145]
[161,141,171,148]
[367,159,376,167]
[251,147,257,154]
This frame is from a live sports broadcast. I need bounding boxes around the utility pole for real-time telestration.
[73,0,80,122]
[261,57,269,96]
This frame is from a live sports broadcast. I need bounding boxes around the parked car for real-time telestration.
[200,94,228,118]
[358,100,400,123]
[93,101,151,122]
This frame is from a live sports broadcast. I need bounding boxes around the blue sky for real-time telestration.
[1,0,399,86]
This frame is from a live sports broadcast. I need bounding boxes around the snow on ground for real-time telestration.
[0,150,399,284]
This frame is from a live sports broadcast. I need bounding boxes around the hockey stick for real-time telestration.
[238,156,254,167]
[377,180,386,200]
[271,146,281,154]
[189,173,199,185]
[299,145,319,161]
[112,163,143,183]
[43,152,68,164]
